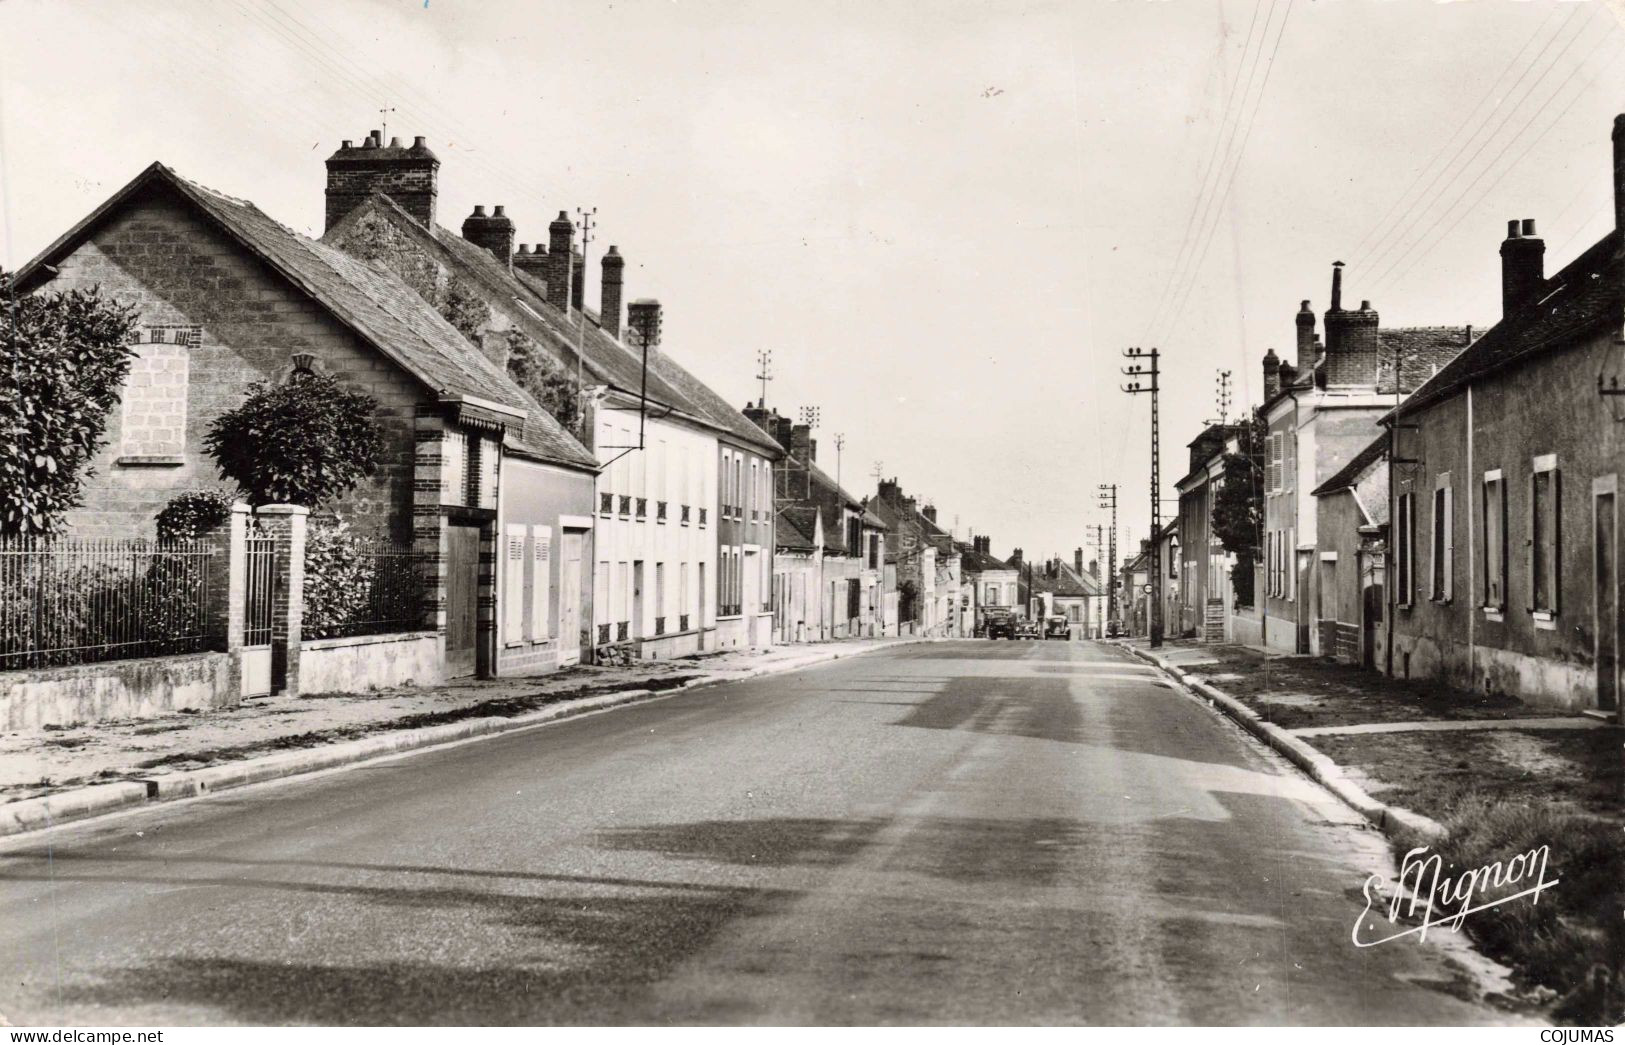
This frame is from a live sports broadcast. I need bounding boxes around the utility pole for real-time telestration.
[1214,369,1233,426]
[833,432,846,492]
[756,350,774,408]
[1122,347,1163,647]
[1097,484,1118,627]
[573,207,596,434]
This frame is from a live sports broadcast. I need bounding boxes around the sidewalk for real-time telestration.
[1,637,923,832]
[1122,637,1623,1024]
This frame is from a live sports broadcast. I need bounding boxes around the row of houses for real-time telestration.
[10,128,1075,714]
[1153,111,1625,724]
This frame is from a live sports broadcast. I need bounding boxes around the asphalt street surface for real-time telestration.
[0,640,1513,1025]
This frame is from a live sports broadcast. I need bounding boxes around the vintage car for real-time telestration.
[1105,619,1126,639]
[1044,615,1072,640]
[1014,617,1042,640]
[983,608,1016,640]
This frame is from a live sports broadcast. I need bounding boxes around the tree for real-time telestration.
[505,331,581,431]
[204,373,383,508]
[0,270,139,534]
[1211,415,1265,608]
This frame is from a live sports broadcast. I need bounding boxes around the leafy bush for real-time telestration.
[506,331,580,430]
[204,373,383,509]
[156,490,236,542]
[0,270,138,534]
[302,517,375,640]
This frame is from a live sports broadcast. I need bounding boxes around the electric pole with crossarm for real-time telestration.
[1097,484,1118,629]
[1121,347,1163,648]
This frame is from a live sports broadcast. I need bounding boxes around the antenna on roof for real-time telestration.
[1213,369,1233,425]
[755,349,773,408]
[378,104,396,141]
[833,432,845,494]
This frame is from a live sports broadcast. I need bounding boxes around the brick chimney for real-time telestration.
[1263,348,1281,400]
[571,250,585,313]
[546,212,573,312]
[1295,299,1316,376]
[922,504,937,524]
[1500,218,1545,318]
[1010,547,1024,570]
[791,424,816,463]
[324,131,439,233]
[1323,263,1381,388]
[1074,547,1084,575]
[600,246,624,337]
[1088,558,1099,579]
[513,243,549,282]
[461,205,515,269]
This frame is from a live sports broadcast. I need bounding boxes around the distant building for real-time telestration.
[958,536,1018,635]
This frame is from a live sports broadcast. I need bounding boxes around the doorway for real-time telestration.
[1594,479,1619,714]
[445,522,481,678]
[558,531,584,667]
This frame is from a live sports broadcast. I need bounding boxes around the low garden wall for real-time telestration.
[298,630,442,695]
[0,651,237,730]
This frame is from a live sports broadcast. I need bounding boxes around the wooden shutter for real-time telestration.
[503,524,525,642]
[531,524,552,639]
[1442,484,1454,602]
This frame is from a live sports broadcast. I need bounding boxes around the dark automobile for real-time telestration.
[1105,620,1126,639]
[1014,618,1041,640]
[984,608,1016,639]
[1044,615,1072,640]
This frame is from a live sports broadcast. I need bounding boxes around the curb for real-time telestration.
[1123,644,1444,839]
[0,638,931,840]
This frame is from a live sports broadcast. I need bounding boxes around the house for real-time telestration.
[319,131,783,660]
[13,159,600,686]
[1032,552,1108,637]
[1120,543,1151,638]
[744,405,888,641]
[870,479,962,637]
[771,505,823,644]
[1174,423,1246,642]
[958,536,1017,635]
[1379,113,1625,722]
[1310,432,1388,668]
[1257,267,1474,654]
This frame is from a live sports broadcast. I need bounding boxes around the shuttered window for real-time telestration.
[530,525,552,639]
[1431,475,1453,602]
[503,524,525,643]
[1531,456,1560,615]
[1483,472,1506,610]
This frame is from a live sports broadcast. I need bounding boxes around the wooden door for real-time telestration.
[1595,486,1618,713]
[445,523,480,678]
[558,532,583,666]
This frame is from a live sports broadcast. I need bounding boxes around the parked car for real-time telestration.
[984,608,1016,640]
[1105,620,1126,639]
[1014,618,1041,640]
[1044,615,1072,640]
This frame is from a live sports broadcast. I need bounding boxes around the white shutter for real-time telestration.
[1268,434,1282,493]
[503,524,525,642]
[531,525,552,639]
[1442,485,1454,602]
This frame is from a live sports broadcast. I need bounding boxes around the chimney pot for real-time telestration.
[1330,261,1344,312]
[389,136,402,148]
[472,204,486,216]
[1522,218,1537,237]
[1507,219,1522,239]
[340,139,353,149]
[1294,299,1316,376]
[413,135,427,149]
[493,204,506,217]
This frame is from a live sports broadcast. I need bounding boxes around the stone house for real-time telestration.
[319,131,782,660]
[1257,268,1474,655]
[1174,423,1245,642]
[1310,433,1388,668]
[771,506,823,644]
[1032,552,1107,638]
[958,536,1017,636]
[1381,113,1625,722]
[870,480,961,636]
[13,160,599,684]
[744,405,888,640]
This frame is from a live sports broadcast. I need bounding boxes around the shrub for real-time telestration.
[0,270,138,534]
[156,490,237,542]
[204,373,383,509]
[302,517,375,640]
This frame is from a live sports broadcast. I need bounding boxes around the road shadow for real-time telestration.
[891,675,1085,743]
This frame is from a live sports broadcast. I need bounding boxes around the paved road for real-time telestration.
[0,641,1512,1025]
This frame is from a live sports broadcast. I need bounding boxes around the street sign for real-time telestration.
[1141,583,1152,594]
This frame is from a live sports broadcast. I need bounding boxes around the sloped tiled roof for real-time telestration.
[1396,231,1621,417]
[1033,562,1103,598]
[776,506,819,552]
[1376,327,1476,395]
[326,195,780,457]
[16,163,596,471]
[956,542,1014,573]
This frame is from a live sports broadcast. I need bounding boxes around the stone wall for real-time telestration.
[0,652,236,730]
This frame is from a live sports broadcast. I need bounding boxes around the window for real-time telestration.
[1268,433,1283,494]
[655,562,666,634]
[1431,475,1453,602]
[750,460,758,521]
[1482,471,1506,610]
[503,524,525,643]
[119,328,194,461]
[868,534,880,570]
[985,583,998,605]
[1283,433,1295,494]
[697,562,706,622]
[1397,492,1415,607]
[530,525,552,639]
[1531,456,1560,615]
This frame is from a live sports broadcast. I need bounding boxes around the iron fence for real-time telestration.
[303,536,426,640]
[244,533,276,647]
[0,536,215,671]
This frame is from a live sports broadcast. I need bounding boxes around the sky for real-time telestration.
[4,0,1624,567]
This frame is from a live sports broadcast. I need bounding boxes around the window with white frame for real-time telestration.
[1531,455,1560,616]
[1431,474,1453,603]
